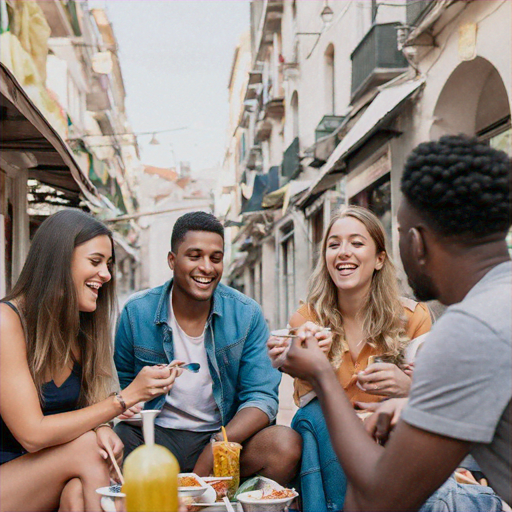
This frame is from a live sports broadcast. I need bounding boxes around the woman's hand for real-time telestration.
[280,327,332,382]
[117,402,143,421]
[356,362,411,397]
[314,326,333,354]
[96,426,124,480]
[403,362,415,377]
[267,336,290,368]
[123,361,183,406]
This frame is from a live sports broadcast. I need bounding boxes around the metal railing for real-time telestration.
[351,23,408,98]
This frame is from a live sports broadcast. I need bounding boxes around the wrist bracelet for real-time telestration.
[94,422,113,432]
[111,391,128,412]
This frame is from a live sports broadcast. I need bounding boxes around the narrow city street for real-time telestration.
[0,1,511,511]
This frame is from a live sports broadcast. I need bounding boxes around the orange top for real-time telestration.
[293,299,432,407]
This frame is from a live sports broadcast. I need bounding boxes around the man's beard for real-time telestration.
[408,272,439,302]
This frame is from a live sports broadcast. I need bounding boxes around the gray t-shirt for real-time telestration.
[402,261,511,504]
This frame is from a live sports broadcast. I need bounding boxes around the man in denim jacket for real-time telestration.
[114,212,301,483]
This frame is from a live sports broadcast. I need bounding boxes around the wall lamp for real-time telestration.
[295,3,334,59]
[296,4,334,37]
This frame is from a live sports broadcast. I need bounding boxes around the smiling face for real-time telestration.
[325,216,385,295]
[168,230,224,303]
[71,234,113,313]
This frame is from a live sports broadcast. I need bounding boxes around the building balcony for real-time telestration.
[246,144,262,171]
[350,23,408,101]
[280,137,300,185]
[255,119,272,142]
[251,0,284,62]
[406,0,433,26]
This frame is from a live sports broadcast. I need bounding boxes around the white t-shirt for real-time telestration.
[155,290,222,432]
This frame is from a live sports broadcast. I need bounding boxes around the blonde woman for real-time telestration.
[268,206,431,511]
[0,210,181,512]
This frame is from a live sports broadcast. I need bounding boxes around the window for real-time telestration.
[350,175,392,245]
[290,91,299,139]
[311,206,324,268]
[324,44,335,115]
[280,225,295,325]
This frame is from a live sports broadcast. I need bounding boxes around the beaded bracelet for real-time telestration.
[93,422,113,432]
[110,391,128,412]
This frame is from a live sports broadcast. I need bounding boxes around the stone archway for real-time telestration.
[430,56,510,139]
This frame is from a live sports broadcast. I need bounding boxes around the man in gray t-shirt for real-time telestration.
[402,261,511,504]
[278,135,512,510]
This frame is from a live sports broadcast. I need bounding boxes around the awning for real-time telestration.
[240,166,279,214]
[304,78,425,199]
[262,180,312,209]
[0,62,102,207]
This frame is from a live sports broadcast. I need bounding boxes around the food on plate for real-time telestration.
[259,489,296,500]
[179,476,202,488]
[210,479,230,500]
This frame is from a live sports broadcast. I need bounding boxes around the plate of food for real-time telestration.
[202,477,233,501]
[184,501,230,512]
[178,473,208,498]
[237,489,298,512]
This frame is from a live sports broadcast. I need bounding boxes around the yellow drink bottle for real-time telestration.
[123,410,180,512]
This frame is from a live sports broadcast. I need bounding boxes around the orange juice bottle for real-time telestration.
[123,410,180,512]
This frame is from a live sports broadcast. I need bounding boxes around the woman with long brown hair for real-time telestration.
[0,209,180,511]
[268,205,431,511]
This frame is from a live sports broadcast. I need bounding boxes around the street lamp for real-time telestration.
[296,1,334,35]
[320,4,334,26]
[295,2,335,59]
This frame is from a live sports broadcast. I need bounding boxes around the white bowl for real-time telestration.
[178,472,209,498]
[96,487,125,512]
[237,490,298,512]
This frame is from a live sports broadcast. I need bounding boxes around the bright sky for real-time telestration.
[93,0,249,175]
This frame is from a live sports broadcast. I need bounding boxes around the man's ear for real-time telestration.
[410,227,427,264]
[168,251,175,271]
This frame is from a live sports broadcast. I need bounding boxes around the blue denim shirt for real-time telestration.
[114,280,280,425]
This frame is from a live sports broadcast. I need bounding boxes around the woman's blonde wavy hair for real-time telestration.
[307,206,408,368]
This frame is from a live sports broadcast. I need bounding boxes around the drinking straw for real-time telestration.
[221,426,228,443]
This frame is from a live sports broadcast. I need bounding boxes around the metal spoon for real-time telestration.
[166,362,200,373]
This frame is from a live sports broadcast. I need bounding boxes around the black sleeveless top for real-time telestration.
[0,301,82,464]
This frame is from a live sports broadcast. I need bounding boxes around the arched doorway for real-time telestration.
[431,56,511,252]
[430,57,510,154]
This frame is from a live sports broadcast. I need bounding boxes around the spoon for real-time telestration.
[166,362,200,373]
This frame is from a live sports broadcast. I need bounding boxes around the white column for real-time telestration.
[11,169,29,283]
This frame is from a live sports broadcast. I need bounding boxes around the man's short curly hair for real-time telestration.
[171,211,224,252]
[401,134,511,239]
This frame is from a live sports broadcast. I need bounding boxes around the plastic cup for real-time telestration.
[212,441,242,499]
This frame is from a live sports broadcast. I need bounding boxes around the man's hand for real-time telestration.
[193,440,214,477]
[96,426,124,481]
[356,398,408,445]
[357,363,411,397]
[280,327,332,383]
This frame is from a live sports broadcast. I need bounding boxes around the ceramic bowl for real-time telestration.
[96,486,126,512]
[236,490,298,512]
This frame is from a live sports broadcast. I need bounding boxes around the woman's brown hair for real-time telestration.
[307,205,408,368]
[4,209,116,407]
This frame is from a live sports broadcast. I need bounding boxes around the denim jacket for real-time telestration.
[114,280,280,425]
